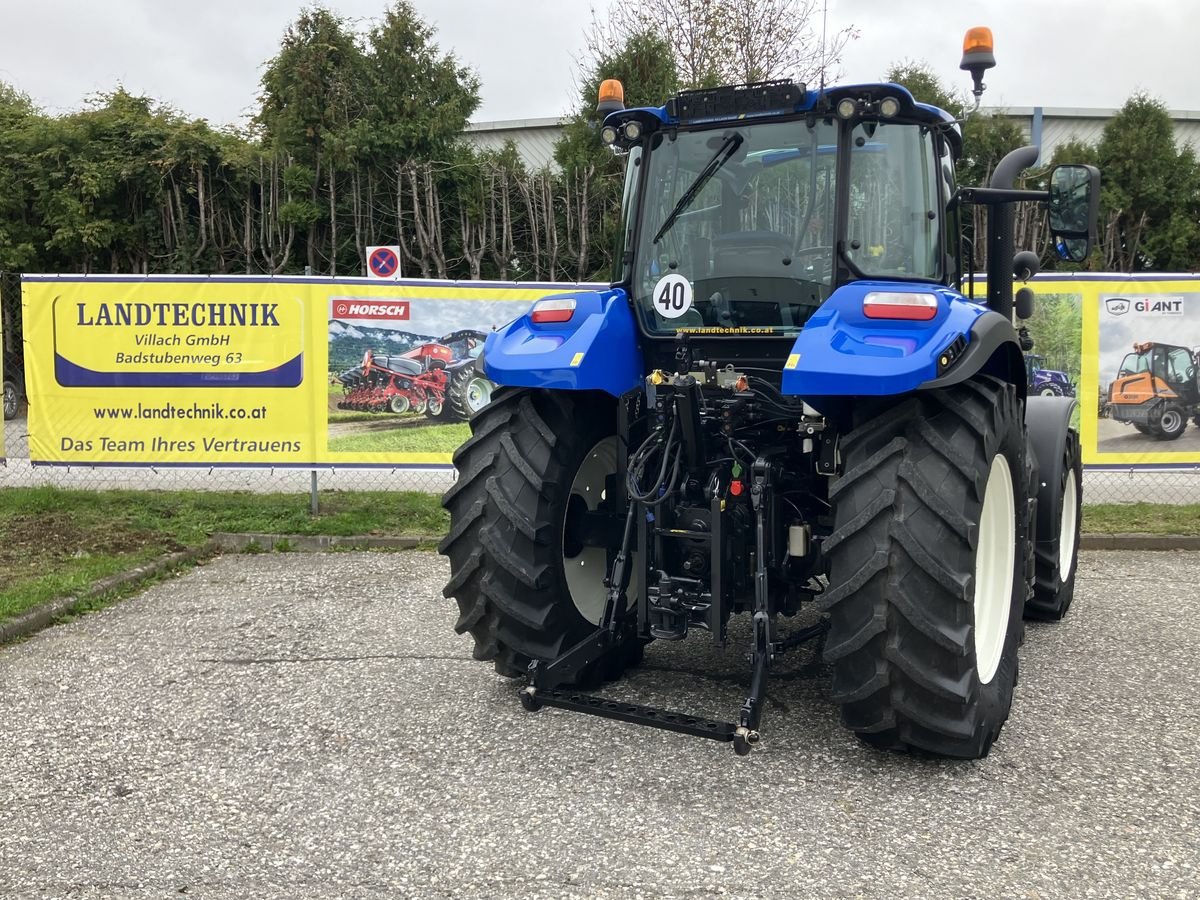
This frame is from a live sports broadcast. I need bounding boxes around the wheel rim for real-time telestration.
[427,396,444,416]
[1059,468,1078,578]
[562,436,623,626]
[1161,409,1182,433]
[1040,387,1057,396]
[974,453,1016,686]
[465,377,493,413]
[389,395,410,414]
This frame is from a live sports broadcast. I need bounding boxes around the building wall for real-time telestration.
[461,108,1200,172]
[461,117,568,171]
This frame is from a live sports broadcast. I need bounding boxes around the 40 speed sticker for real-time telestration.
[652,273,694,319]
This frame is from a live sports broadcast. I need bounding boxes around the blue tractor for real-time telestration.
[441,28,1097,758]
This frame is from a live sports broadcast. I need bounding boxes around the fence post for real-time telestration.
[310,470,319,516]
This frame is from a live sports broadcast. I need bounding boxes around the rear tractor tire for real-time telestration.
[440,388,642,685]
[822,376,1029,759]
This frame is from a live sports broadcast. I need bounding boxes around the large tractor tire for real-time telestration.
[1026,428,1082,620]
[440,388,642,685]
[447,366,495,421]
[822,376,1029,759]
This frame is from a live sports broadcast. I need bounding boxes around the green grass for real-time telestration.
[327,422,470,454]
[1082,504,1200,535]
[0,487,448,624]
[4,481,1196,632]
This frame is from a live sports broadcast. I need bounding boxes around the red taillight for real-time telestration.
[862,291,939,321]
[531,298,576,323]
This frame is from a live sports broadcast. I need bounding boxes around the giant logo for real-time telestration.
[1104,296,1184,316]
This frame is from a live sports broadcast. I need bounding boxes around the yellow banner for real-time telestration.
[23,274,1200,469]
[22,276,585,466]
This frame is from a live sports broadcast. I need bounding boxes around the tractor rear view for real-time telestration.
[441,28,1097,758]
[1109,342,1200,439]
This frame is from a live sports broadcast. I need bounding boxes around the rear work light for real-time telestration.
[530,298,576,324]
[862,291,939,321]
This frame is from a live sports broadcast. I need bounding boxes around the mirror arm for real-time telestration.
[956,187,1048,205]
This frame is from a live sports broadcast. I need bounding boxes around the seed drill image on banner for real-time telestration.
[325,290,539,460]
[20,276,584,467]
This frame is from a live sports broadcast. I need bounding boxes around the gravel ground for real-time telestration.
[1,551,1198,899]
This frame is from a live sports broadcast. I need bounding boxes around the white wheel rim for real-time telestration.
[562,436,636,625]
[1059,468,1078,578]
[390,395,409,414]
[1040,387,1056,396]
[1161,410,1182,432]
[466,377,493,413]
[974,454,1016,686]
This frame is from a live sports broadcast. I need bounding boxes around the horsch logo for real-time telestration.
[1106,295,1184,316]
[331,298,410,320]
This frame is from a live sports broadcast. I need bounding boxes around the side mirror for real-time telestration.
[1048,164,1100,263]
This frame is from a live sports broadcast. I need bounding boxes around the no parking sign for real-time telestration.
[366,245,402,280]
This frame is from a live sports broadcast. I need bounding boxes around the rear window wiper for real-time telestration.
[653,132,744,245]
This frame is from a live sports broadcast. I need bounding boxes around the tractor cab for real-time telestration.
[602,81,957,343]
[1114,342,1199,399]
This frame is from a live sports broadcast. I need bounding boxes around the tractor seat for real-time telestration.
[712,231,793,276]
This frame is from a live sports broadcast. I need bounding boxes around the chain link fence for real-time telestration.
[3,272,1200,506]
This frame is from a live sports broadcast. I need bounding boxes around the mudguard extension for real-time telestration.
[1026,395,1078,551]
[481,288,643,397]
[782,281,1016,397]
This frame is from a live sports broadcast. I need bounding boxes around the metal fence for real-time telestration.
[3,272,1200,506]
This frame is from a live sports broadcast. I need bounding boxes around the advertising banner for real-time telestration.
[23,273,1200,471]
[1085,276,1200,466]
[1,317,6,462]
[995,273,1200,467]
[22,276,591,467]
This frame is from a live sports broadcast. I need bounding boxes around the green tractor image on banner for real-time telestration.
[441,28,1097,758]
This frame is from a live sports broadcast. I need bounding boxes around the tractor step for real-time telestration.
[521,687,736,742]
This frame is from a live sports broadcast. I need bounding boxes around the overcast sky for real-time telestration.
[0,0,1194,128]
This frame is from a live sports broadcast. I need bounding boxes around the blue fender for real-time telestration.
[781,280,1014,397]
[481,288,643,397]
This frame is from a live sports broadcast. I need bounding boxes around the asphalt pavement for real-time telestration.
[1097,415,1200,454]
[1,550,1198,898]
